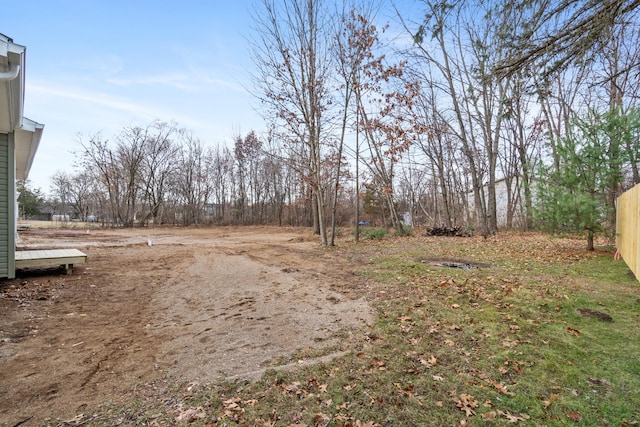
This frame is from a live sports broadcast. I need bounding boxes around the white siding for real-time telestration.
[467,178,537,229]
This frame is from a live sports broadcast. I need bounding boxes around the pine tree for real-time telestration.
[535,108,638,250]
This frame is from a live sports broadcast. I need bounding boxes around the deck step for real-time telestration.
[15,249,87,274]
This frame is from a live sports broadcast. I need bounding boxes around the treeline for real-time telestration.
[26,1,640,247]
[42,122,342,228]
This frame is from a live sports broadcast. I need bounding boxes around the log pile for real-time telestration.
[424,225,471,237]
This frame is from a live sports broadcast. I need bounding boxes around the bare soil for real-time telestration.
[0,226,373,426]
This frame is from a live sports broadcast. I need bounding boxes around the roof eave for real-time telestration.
[0,35,25,133]
[15,118,44,181]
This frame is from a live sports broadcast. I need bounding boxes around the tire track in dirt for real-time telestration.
[1,227,373,425]
[150,247,372,382]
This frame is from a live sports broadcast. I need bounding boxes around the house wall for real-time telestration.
[494,180,517,227]
[0,132,10,277]
[467,178,535,229]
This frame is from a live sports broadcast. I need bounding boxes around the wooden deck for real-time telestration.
[15,249,87,275]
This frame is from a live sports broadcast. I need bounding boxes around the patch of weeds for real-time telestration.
[394,225,414,236]
[364,228,387,240]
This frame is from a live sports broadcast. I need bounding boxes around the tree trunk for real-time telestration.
[587,230,595,251]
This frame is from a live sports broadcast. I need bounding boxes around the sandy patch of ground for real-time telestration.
[0,227,372,426]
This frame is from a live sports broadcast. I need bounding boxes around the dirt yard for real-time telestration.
[0,226,373,426]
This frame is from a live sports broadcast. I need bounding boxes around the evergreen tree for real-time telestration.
[17,181,43,218]
[535,108,638,250]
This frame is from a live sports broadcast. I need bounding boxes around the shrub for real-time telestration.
[364,228,387,240]
[394,226,413,237]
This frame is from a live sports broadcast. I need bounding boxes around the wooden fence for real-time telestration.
[616,183,640,280]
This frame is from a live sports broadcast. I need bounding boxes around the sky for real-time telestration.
[3,1,265,193]
[4,1,417,195]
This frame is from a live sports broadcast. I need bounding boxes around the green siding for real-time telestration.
[0,132,8,277]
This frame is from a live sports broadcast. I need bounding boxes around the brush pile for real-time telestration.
[424,225,471,237]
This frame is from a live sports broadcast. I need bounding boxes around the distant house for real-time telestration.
[467,177,537,229]
[0,34,44,278]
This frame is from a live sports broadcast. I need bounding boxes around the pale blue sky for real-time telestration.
[4,1,262,192]
[5,1,416,194]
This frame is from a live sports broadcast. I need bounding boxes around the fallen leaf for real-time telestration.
[63,414,86,424]
[175,407,206,423]
[491,380,514,395]
[543,393,560,409]
[501,338,518,348]
[395,385,415,399]
[586,377,612,387]
[567,327,581,337]
[409,337,422,346]
[313,413,330,425]
[370,358,386,369]
[283,382,307,397]
[223,397,243,410]
[432,374,444,381]
[420,355,438,367]
[454,393,478,417]
[482,411,497,421]
[497,410,530,423]
[354,421,383,427]
[566,411,582,422]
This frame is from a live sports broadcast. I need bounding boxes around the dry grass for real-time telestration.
[72,231,640,426]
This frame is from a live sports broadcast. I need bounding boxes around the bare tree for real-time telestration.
[493,0,640,78]
[49,171,72,222]
[234,130,264,224]
[113,125,150,226]
[261,135,288,225]
[78,133,128,226]
[331,6,362,244]
[408,1,493,234]
[233,133,248,224]
[173,130,212,226]
[210,144,234,224]
[51,170,95,221]
[251,0,334,245]
[348,12,419,234]
[139,121,180,226]
[410,77,460,228]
